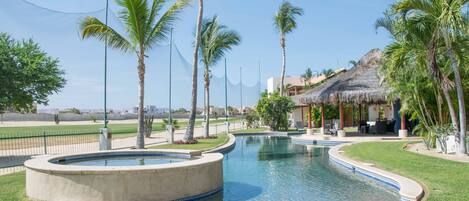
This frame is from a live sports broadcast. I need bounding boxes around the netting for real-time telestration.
[0,0,261,110]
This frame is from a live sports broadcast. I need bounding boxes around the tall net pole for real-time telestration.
[224,58,228,122]
[103,0,109,128]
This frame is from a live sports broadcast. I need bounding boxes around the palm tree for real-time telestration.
[394,0,468,154]
[184,0,204,142]
[274,1,303,96]
[200,16,241,138]
[80,0,189,148]
[376,11,460,132]
[349,60,359,68]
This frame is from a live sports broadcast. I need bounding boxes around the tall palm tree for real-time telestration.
[200,16,241,138]
[80,0,189,148]
[274,1,303,96]
[184,0,204,142]
[376,11,459,131]
[394,0,468,154]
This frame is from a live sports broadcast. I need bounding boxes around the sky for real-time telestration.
[1,0,395,110]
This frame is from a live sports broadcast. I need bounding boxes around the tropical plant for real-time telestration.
[79,0,189,148]
[349,60,358,68]
[184,0,204,142]
[144,115,154,137]
[199,16,241,138]
[378,0,468,154]
[274,1,303,96]
[321,68,334,77]
[0,33,66,113]
[256,91,295,131]
[245,111,260,128]
[301,68,313,89]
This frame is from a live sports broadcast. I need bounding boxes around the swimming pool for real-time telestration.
[204,135,399,201]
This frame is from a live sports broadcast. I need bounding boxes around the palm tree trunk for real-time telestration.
[184,0,203,142]
[442,87,459,130]
[280,35,286,96]
[136,51,145,149]
[204,72,210,138]
[447,44,467,154]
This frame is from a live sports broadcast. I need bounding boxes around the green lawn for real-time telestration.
[148,134,229,151]
[342,141,469,201]
[231,127,268,134]
[0,172,26,201]
[0,118,242,138]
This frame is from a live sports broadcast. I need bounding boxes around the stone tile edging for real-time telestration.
[329,143,424,201]
[204,134,236,154]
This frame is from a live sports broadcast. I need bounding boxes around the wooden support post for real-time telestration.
[358,104,362,122]
[339,102,344,130]
[307,105,312,129]
[301,106,304,125]
[321,104,325,129]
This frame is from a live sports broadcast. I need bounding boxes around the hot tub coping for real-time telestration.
[24,149,223,175]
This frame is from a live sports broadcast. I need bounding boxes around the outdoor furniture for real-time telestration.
[295,121,305,131]
[358,121,369,134]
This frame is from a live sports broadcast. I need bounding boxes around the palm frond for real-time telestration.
[146,0,191,48]
[79,16,133,52]
[200,16,241,69]
[274,1,304,34]
[116,0,149,46]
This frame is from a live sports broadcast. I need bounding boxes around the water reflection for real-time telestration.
[201,135,399,201]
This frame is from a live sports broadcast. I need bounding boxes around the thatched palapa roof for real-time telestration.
[299,49,389,105]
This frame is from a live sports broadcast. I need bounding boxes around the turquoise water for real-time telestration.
[55,155,190,166]
[204,136,399,201]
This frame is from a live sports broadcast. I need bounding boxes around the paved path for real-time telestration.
[292,134,421,143]
[406,142,469,163]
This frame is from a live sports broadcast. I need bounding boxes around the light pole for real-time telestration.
[167,28,174,143]
[240,66,243,116]
[100,0,111,150]
[224,58,229,133]
[258,60,261,98]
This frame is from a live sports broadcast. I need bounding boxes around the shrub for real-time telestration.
[255,91,295,131]
[245,111,260,128]
[144,115,154,137]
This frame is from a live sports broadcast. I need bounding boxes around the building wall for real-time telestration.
[368,105,393,121]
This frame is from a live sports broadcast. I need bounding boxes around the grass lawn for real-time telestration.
[231,127,268,134]
[148,133,229,151]
[0,172,26,201]
[0,118,242,138]
[342,141,469,201]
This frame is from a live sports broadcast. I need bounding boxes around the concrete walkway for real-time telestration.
[406,142,469,163]
[292,134,421,143]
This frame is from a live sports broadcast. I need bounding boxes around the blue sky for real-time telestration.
[2,0,395,109]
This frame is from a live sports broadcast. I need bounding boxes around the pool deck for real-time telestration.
[291,133,421,144]
[406,142,469,163]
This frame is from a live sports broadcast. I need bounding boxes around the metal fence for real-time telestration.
[0,121,244,175]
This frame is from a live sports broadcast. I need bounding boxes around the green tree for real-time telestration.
[199,16,241,138]
[79,0,189,149]
[0,33,65,113]
[274,1,303,96]
[390,0,468,154]
[185,0,204,142]
[256,91,295,131]
[321,68,334,77]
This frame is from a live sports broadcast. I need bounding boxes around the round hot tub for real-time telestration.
[24,149,223,201]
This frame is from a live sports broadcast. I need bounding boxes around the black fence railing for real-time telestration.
[0,121,245,175]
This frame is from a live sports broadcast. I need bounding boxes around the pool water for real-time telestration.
[204,136,399,201]
[55,155,190,166]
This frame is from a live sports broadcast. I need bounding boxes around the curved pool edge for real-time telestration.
[204,134,236,154]
[328,143,424,201]
[25,150,224,201]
